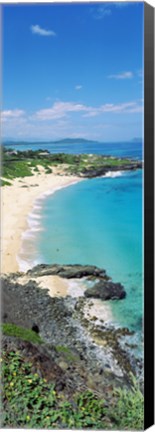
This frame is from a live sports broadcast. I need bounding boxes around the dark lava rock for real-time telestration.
[81,167,106,178]
[84,281,126,300]
[1,272,143,390]
[31,323,40,334]
[27,263,107,279]
[79,161,142,178]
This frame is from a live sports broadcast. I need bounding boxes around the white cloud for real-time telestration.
[34,101,88,120]
[75,85,82,90]
[34,99,143,121]
[101,101,142,114]
[31,25,56,37]
[90,5,111,20]
[90,2,131,19]
[2,100,143,140]
[2,100,143,129]
[83,101,143,117]
[108,71,134,80]
[1,109,25,122]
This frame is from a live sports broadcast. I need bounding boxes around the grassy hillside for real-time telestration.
[1,148,142,183]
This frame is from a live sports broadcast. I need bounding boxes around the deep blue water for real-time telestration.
[35,170,143,335]
[13,140,143,342]
[4,140,142,160]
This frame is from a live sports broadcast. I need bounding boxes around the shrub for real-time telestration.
[1,350,144,429]
[2,323,43,344]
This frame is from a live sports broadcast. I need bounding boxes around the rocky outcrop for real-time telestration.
[78,162,143,178]
[1,270,142,385]
[27,264,126,301]
[84,281,126,300]
[27,263,108,280]
[1,274,129,387]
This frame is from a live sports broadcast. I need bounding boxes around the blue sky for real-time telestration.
[2,2,144,142]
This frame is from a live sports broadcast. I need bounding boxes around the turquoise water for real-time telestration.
[15,141,143,339]
[35,169,143,334]
[4,140,142,160]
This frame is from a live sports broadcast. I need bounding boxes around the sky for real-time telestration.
[2,2,144,142]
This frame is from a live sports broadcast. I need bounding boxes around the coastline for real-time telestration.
[1,168,114,324]
[1,163,142,333]
[1,169,82,274]
[1,155,143,417]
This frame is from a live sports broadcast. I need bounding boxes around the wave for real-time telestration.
[67,279,86,297]
[103,171,123,178]
[17,179,82,273]
[16,255,42,272]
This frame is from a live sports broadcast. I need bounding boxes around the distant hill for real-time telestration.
[3,138,98,146]
[53,138,98,144]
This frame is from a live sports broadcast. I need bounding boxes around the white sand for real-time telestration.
[16,274,69,297]
[83,298,113,324]
[1,169,112,325]
[1,169,81,274]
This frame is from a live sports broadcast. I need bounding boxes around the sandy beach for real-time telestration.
[1,168,112,323]
[1,168,81,275]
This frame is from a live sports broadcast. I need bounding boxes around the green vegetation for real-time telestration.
[1,179,12,186]
[2,157,53,180]
[55,345,78,362]
[1,350,144,429]
[104,377,144,430]
[1,147,141,184]
[2,160,33,179]
[55,345,72,353]
[2,323,43,345]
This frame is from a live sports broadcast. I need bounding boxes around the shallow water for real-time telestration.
[34,170,143,335]
[16,141,143,351]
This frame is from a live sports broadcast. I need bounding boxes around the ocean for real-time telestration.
[4,140,142,160]
[5,141,143,348]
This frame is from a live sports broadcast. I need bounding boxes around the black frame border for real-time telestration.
[144,2,154,429]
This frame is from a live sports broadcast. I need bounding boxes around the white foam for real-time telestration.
[27,217,40,226]
[16,254,41,272]
[16,258,31,272]
[33,204,42,210]
[67,279,86,297]
[21,230,35,240]
[37,179,82,202]
[103,171,123,178]
[30,227,43,232]
[18,178,82,273]
[28,213,41,220]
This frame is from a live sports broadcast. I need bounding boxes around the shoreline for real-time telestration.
[16,177,84,273]
[1,166,142,335]
[17,169,126,272]
[1,165,143,379]
[1,169,113,325]
[1,169,82,274]
[1,166,125,275]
